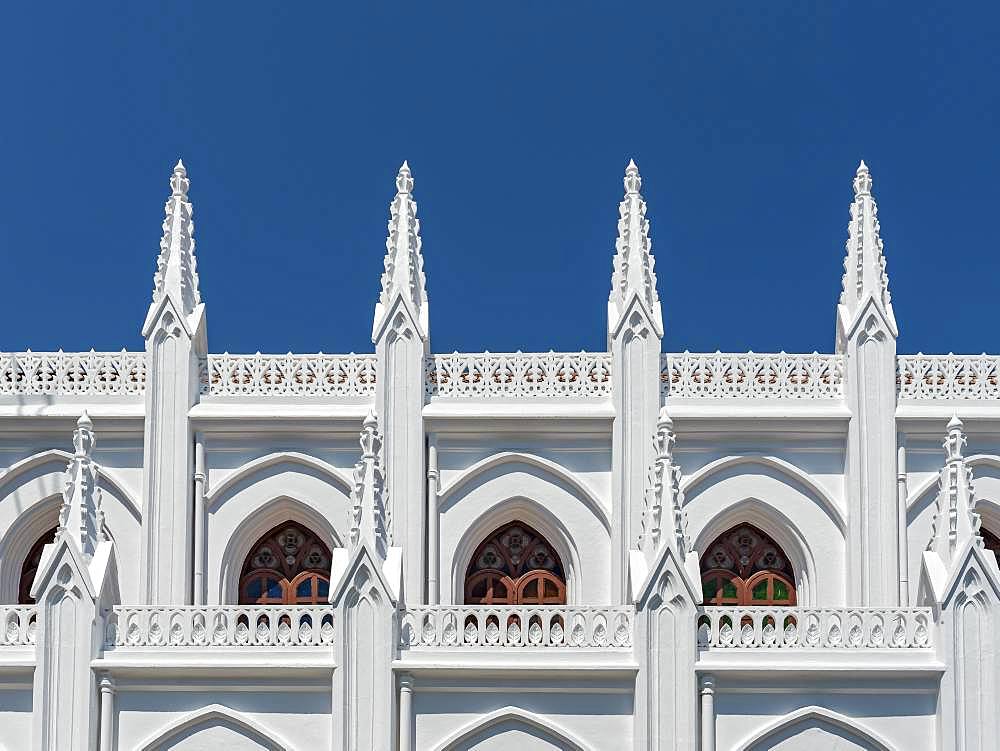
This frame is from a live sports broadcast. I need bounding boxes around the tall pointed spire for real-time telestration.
[638,407,689,565]
[609,159,662,336]
[373,161,428,340]
[349,409,390,560]
[152,159,201,318]
[58,411,107,561]
[927,415,982,567]
[837,160,895,344]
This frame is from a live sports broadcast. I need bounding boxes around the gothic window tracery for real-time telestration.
[239,521,332,605]
[464,522,566,605]
[699,523,796,606]
[982,527,1000,567]
[19,526,58,605]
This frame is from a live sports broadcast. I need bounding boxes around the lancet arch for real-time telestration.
[135,704,291,751]
[464,521,567,605]
[435,707,593,751]
[441,458,611,604]
[699,522,797,606]
[737,706,893,751]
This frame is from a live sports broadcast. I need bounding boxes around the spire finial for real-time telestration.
[60,412,107,561]
[639,407,688,564]
[927,415,982,565]
[609,161,662,337]
[396,161,413,194]
[151,159,201,318]
[349,410,390,558]
[77,410,93,430]
[853,159,872,197]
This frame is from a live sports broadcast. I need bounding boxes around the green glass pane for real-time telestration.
[722,579,738,598]
[751,579,768,600]
[773,579,790,601]
[702,578,717,601]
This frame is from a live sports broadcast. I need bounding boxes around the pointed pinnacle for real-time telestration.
[77,410,93,430]
[174,158,186,174]
[395,161,413,194]
[624,159,642,195]
[948,413,964,431]
[852,159,872,198]
[626,158,639,173]
[857,159,868,175]
[170,159,190,198]
[657,405,673,429]
[363,408,378,430]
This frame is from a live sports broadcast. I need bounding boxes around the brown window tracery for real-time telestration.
[983,527,1000,567]
[699,523,796,606]
[464,522,566,605]
[239,521,332,605]
[19,527,58,605]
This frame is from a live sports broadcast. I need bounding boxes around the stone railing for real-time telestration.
[897,354,1000,400]
[0,351,146,396]
[200,353,377,397]
[663,352,845,399]
[399,605,632,648]
[107,606,335,648]
[696,607,932,649]
[0,606,37,646]
[425,352,612,399]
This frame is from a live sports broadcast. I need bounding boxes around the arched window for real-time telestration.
[464,522,566,605]
[700,523,796,606]
[983,527,1000,566]
[239,521,332,605]
[19,526,58,605]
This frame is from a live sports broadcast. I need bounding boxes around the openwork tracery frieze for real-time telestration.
[425,352,612,398]
[0,351,147,396]
[662,352,844,399]
[200,353,377,396]
[897,354,1000,400]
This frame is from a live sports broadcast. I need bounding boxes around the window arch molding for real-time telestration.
[135,703,292,751]
[692,498,815,606]
[736,706,892,751]
[217,496,341,605]
[451,497,580,606]
[0,494,61,603]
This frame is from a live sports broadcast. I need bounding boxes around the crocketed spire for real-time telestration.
[837,160,896,343]
[374,161,428,339]
[152,159,201,317]
[349,409,390,560]
[638,407,689,565]
[609,159,662,336]
[927,415,983,567]
[58,411,107,561]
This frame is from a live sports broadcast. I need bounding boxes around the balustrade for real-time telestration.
[0,606,37,645]
[399,606,632,648]
[696,607,932,649]
[663,352,845,399]
[425,352,612,398]
[0,351,146,396]
[106,606,335,648]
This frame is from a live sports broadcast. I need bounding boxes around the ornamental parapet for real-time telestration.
[0,351,146,396]
[0,606,37,646]
[662,352,845,400]
[696,607,932,650]
[105,606,335,648]
[897,354,1000,400]
[399,605,633,648]
[199,353,377,398]
[424,352,612,399]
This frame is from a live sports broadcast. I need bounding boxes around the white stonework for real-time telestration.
[0,158,997,750]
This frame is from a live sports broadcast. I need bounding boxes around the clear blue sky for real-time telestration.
[1,3,997,355]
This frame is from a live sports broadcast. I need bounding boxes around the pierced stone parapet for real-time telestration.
[399,606,632,648]
[425,352,612,399]
[662,352,845,399]
[897,354,1000,400]
[696,607,932,649]
[0,606,37,645]
[200,353,377,397]
[106,606,335,648]
[0,351,146,396]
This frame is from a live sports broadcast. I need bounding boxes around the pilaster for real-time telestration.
[139,160,206,605]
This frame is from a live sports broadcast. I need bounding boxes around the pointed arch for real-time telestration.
[206,452,353,508]
[0,449,140,522]
[218,495,342,604]
[737,706,894,751]
[692,498,818,606]
[682,455,845,534]
[435,706,594,751]
[439,452,610,533]
[135,704,292,751]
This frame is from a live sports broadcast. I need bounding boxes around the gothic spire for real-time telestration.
[151,159,201,318]
[58,411,107,561]
[373,161,428,340]
[609,159,662,337]
[349,409,390,560]
[638,407,689,565]
[927,415,983,567]
[837,160,896,345]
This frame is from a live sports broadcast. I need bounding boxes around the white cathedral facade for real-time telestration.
[0,157,996,751]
